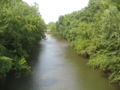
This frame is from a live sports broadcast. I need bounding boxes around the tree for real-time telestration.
[0,0,46,78]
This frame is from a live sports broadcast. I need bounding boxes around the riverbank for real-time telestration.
[47,0,120,84]
[51,32,120,85]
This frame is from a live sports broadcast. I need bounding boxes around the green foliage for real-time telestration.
[0,0,46,78]
[14,58,31,78]
[47,22,56,32]
[88,50,120,83]
[52,0,120,83]
[0,56,12,77]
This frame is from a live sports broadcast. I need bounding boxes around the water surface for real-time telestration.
[4,34,119,90]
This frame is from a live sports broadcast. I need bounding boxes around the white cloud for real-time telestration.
[23,0,89,24]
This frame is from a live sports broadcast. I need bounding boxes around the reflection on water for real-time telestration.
[4,34,120,90]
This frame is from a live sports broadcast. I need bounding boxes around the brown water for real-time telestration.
[4,34,120,90]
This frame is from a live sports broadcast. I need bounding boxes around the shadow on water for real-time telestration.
[3,34,120,90]
[3,41,44,90]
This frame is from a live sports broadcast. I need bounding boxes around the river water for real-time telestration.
[4,34,119,90]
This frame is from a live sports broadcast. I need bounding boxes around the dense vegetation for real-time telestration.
[0,0,46,78]
[48,0,120,83]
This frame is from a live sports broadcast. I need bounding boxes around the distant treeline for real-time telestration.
[48,0,120,83]
[0,0,46,78]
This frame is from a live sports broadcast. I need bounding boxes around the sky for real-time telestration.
[23,0,89,24]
